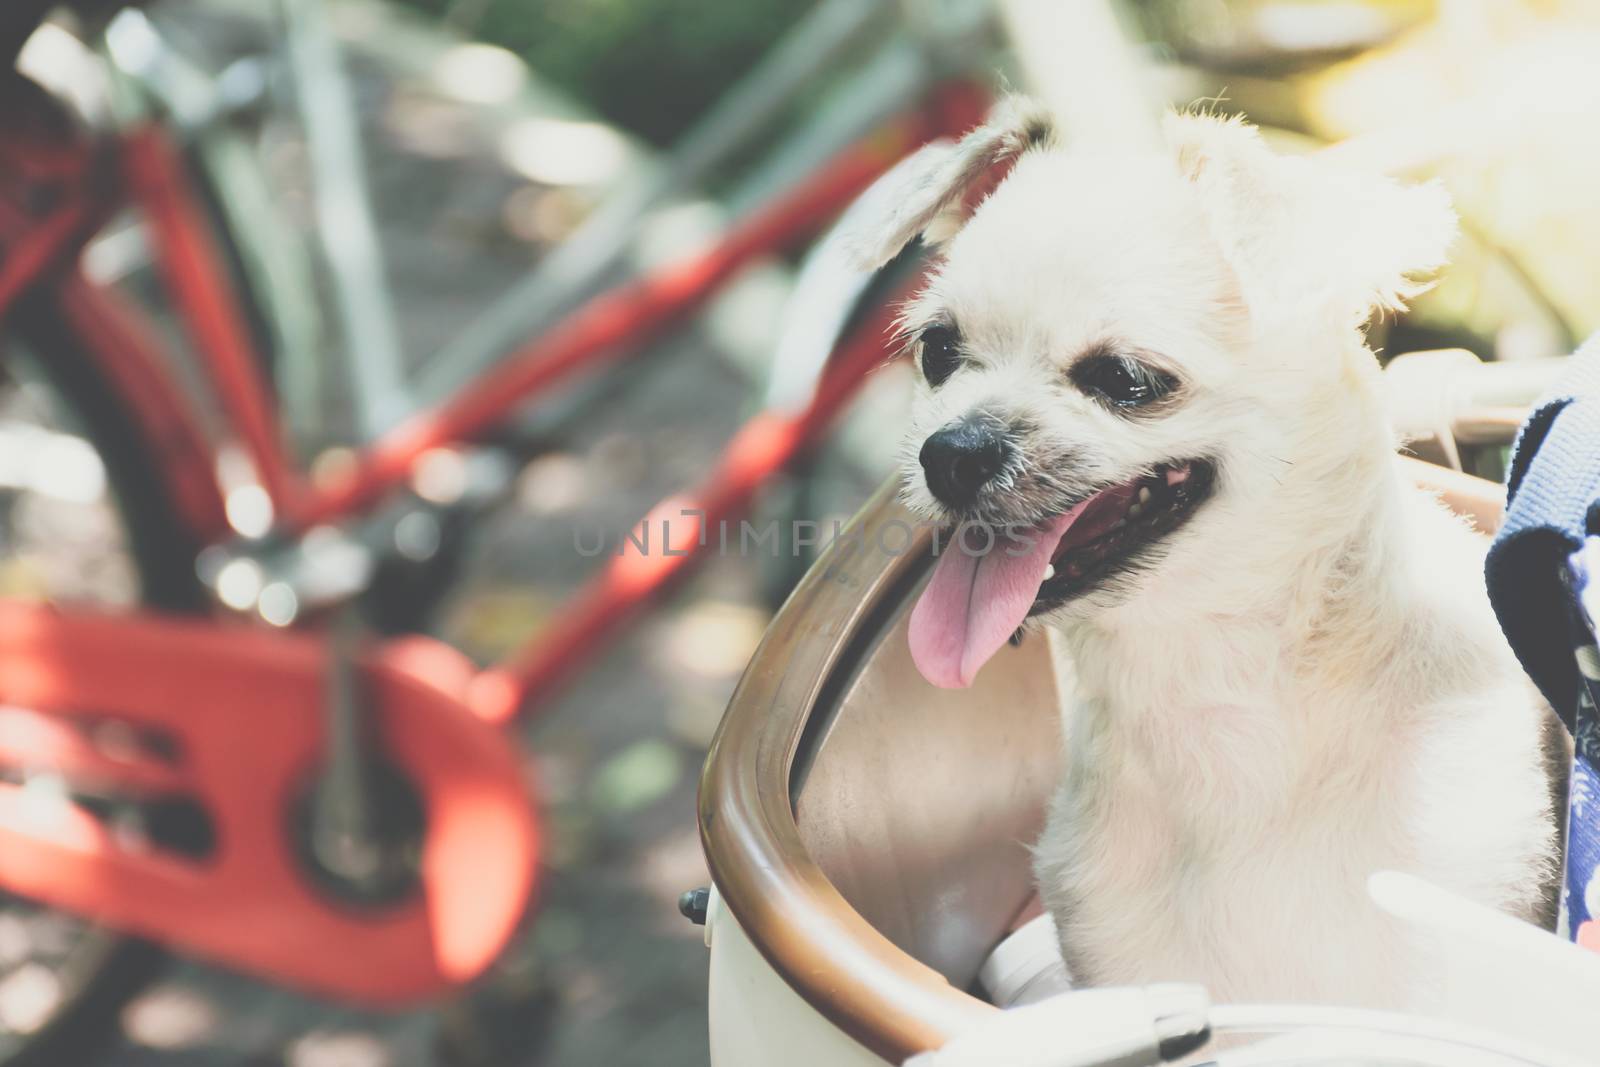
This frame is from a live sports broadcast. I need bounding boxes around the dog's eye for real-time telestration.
[918,325,963,387]
[1072,354,1175,409]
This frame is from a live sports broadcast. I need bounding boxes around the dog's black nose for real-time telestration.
[920,419,1011,509]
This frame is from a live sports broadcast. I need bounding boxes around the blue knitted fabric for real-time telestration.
[1562,540,1600,943]
[1484,334,1600,949]
[1486,336,1600,725]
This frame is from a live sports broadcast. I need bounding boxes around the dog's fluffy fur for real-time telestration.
[856,102,1560,1014]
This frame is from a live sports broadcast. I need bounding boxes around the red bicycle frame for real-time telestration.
[11,78,986,717]
[0,66,990,1002]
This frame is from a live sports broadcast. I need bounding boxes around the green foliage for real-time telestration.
[398,0,814,145]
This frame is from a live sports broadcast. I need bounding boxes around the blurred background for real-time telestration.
[2,0,1599,1064]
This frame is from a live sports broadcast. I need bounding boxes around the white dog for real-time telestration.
[851,101,1561,1016]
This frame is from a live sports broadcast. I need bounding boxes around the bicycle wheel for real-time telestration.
[0,290,208,1065]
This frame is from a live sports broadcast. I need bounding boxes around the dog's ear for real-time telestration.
[842,96,1057,271]
[1165,112,1456,330]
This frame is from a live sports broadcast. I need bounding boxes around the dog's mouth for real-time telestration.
[908,459,1215,689]
[1032,458,1215,611]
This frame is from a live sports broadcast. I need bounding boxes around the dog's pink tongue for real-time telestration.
[908,506,1084,689]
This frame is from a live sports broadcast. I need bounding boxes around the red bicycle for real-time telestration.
[0,0,993,1057]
